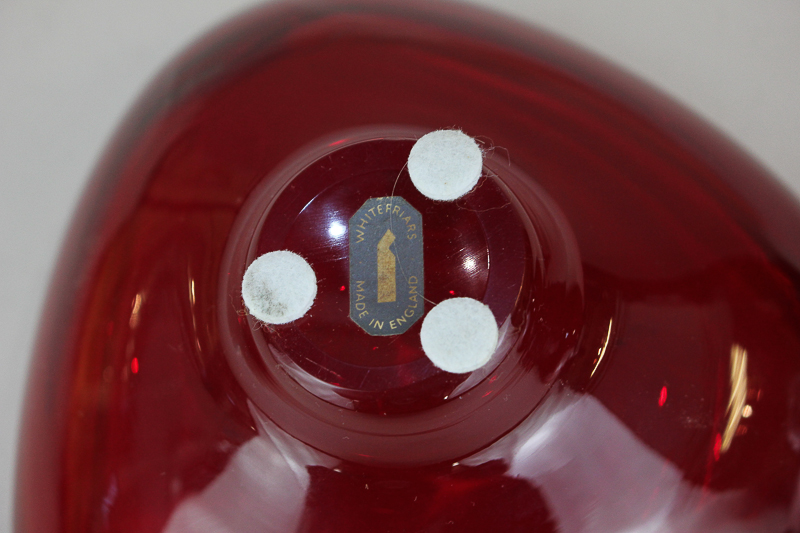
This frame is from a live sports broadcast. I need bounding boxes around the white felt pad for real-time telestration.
[407,130,483,201]
[420,297,499,373]
[242,251,317,324]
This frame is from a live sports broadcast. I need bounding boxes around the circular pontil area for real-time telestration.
[219,131,582,463]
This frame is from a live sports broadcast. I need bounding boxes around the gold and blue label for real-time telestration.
[349,196,424,335]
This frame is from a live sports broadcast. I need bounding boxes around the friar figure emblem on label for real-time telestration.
[349,196,424,335]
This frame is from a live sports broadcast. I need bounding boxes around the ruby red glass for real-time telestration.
[15,1,800,532]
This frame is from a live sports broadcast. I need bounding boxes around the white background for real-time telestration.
[1,0,798,529]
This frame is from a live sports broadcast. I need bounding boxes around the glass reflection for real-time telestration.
[590,318,613,378]
[328,220,346,238]
[163,406,338,532]
[129,293,143,329]
[461,388,785,532]
[721,344,748,454]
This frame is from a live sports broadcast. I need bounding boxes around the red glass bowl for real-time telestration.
[16,0,800,531]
